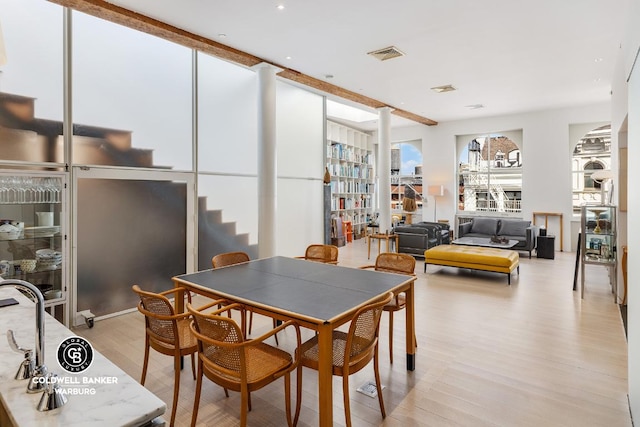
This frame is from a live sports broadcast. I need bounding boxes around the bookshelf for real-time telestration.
[326,121,375,240]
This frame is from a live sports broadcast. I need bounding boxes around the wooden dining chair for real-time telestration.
[211,251,277,341]
[132,284,201,427]
[187,302,302,427]
[359,252,416,363]
[295,244,339,264]
[298,291,393,427]
[211,251,251,269]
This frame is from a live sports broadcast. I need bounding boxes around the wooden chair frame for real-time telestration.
[295,244,339,264]
[298,292,393,427]
[359,252,417,363]
[188,302,302,427]
[132,285,221,427]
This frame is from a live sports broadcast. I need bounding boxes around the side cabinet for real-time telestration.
[0,171,68,324]
[580,204,616,300]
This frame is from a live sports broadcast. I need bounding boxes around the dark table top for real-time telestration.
[175,256,413,324]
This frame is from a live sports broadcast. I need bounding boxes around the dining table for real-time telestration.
[173,255,416,427]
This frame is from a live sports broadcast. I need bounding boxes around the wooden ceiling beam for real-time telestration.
[391,108,438,126]
[48,0,438,126]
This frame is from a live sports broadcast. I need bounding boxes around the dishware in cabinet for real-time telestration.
[580,204,617,300]
[0,171,68,324]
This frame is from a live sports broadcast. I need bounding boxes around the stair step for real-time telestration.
[0,92,36,122]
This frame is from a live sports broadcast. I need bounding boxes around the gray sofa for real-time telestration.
[394,222,450,256]
[458,217,538,258]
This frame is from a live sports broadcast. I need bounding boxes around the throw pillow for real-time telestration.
[470,217,499,235]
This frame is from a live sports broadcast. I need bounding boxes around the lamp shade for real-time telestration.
[428,185,444,197]
[590,170,615,181]
[0,20,6,66]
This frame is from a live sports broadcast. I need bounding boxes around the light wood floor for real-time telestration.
[75,242,631,426]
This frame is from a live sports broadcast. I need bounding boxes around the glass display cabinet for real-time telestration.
[580,204,616,300]
[0,171,67,323]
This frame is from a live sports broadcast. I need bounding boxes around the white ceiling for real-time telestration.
[106,0,627,130]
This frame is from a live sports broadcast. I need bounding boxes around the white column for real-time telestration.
[378,107,393,234]
[254,63,280,258]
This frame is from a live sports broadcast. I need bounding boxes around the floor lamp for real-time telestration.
[428,185,444,221]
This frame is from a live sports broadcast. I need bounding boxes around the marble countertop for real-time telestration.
[0,287,166,426]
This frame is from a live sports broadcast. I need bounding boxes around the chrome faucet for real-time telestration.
[1,279,67,411]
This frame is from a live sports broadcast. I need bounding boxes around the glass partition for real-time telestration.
[197,51,257,174]
[0,0,63,163]
[73,11,193,170]
[76,174,189,318]
[197,174,257,270]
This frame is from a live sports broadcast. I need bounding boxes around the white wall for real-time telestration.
[275,81,325,256]
[626,63,639,425]
[615,0,640,418]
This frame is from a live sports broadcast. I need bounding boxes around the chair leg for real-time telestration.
[284,372,293,427]
[248,310,254,335]
[374,347,386,419]
[294,365,302,426]
[240,386,249,426]
[388,311,394,364]
[240,308,247,338]
[273,319,279,346]
[140,337,150,385]
[190,352,196,380]
[342,373,352,427]
[171,353,181,427]
[190,359,203,427]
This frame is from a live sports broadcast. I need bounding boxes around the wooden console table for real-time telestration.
[532,212,563,251]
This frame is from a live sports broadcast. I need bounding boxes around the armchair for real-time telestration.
[394,221,449,256]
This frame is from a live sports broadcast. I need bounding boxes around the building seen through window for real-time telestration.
[458,135,522,214]
[572,124,611,213]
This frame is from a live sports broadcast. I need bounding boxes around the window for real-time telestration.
[457,133,523,213]
[583,161,604,189]
[571,124,611,213]
[390,141,423,212]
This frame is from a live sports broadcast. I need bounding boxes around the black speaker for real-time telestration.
[539,227,547,236]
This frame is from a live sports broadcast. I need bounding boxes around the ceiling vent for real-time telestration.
[367,46,405,61]
[431,84,456,93]
[465,104,485,110]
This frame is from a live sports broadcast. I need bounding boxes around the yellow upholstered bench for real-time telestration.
[424,245,519,284]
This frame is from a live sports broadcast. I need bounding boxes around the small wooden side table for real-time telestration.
[532,212,563,251]
[368,233,398,259]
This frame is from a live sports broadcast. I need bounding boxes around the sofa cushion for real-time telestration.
[470,217,499,235]
[498,219,530,237]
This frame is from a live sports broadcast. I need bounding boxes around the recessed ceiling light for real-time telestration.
[594,58,604,63]
[277,4,285,10]
[286,56,292,60]
[594,78,602,83]
[218,33,227,38]
[465,104,484,110]
[431,84,456,93]
[325,74,334,79]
